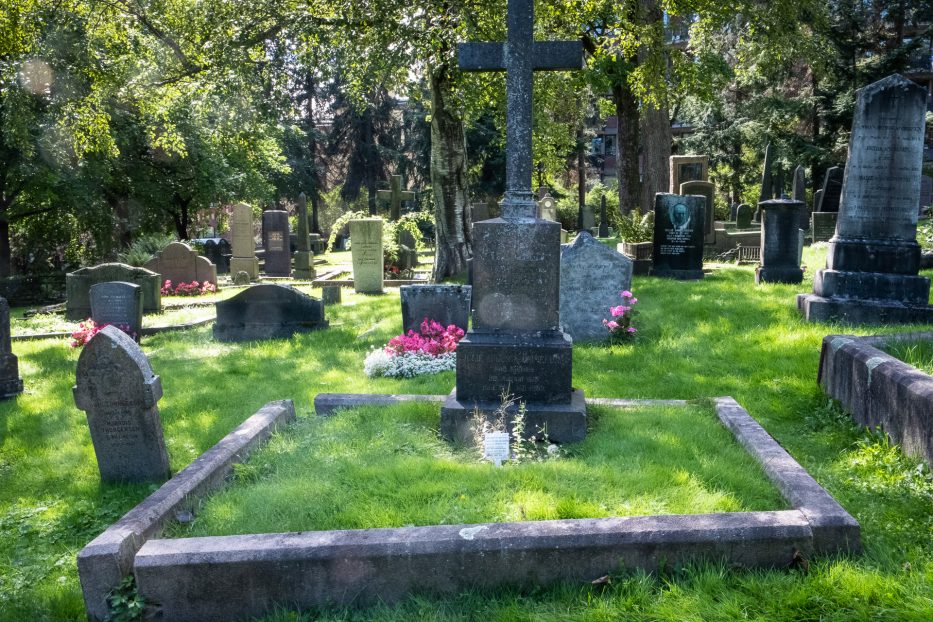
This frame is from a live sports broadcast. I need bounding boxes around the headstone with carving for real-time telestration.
[66,263,161,320]
[560,232,633,341]
[650,193,704,280]
[669,155,709,192]
[0,297,23,398]
[350,219,384,294]
[144,242,217,288]
[538,193,557,222]
[229,203,259,280]
[90,282,142,341]
[73,325,170,483]
[799,74,933,324]
[262,211,291,277]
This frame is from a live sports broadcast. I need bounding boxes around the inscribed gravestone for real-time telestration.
[598,195,609,238]
[755,199,804,284]
[799,74,933,324]
[213,284,328,342]
[811,212,838,242]
[538,193,557,221]
[350,219,384,294]
[680,180,716,244]
[202,239,230,274]
[441,0,585,445]
[144,242,217,287]
[0,297,23,398]
[816,166,843,212]
[66,263,161,320]
[90,282,142,341]
[559,232,633,341]
[292,192,316,280]
[669,155,709,193]
[400,285,472,333]
[229,203,258,280]
[262,211,291,277]
[650,193,704,280]
[73,325,170,483]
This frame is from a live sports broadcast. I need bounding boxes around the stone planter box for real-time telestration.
[618,241,652,261]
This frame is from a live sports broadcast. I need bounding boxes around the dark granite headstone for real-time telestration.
[559,232,633,341]
[792,165,809,230]
[680,180,715,244]
[736,204,753,228]
[321,285,341,305]
[799,74,933,324]
[398,229,419,268]
[90,282,142,341]
[72,325,170,483]
[0,297,23,398]
[202,239,230,274]
[920,175,932,214]
[66,263,161,320]
[261,211,291,277]
[816,166,843,212]
[400,285,472,333]
[597,196,609,238]
[213,284,327,342]
[756,199,804,284]
[144,242,217,287]
[811,212,838,242]
[650,193,705,280]
[813,190,823,213]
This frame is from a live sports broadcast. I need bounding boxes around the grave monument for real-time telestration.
[350,218,384,294]
[669,154,709,193]
[292,192,316,280]
[377,175,416,221]
[229,203,259,280]
[649,193,705,280]
[0,297,23,398]
[144,241,217,287]
[400,285,472,334]
[66,263,161,320]
[213,284,327,342]
[441,0,586,443]
[680,180,716,244]
[755,199,804,284]
[798,74,933,324]
[261,210,291,277]
[90,282,143,341]
[73,325,170,483]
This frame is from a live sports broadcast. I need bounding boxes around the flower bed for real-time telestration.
[364,319,464,378]
[161,279,217,296]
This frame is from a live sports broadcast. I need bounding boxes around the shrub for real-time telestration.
[117,233,175,267]
[603,290,639,344]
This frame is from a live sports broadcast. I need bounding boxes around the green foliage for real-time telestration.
[117,233,175,267]
[881,339,933,376]
[106,575,145,622]
[325,210,368,255]
[917,219,933,253]
[398,210,435,245]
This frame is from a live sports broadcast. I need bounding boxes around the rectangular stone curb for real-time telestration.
[12,317,216,341]
[714,397,860,555]
[77,400,295,622]
[818,333,933,467]
[135,510,812,622]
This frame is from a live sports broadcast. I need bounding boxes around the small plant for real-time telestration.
[160,279,217,296]
[107,575,145,622]
[70,319,137,347]
[603,290,639,343]
[470,392,559,466]
[363,318,465,378]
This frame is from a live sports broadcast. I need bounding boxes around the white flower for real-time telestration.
[363,350,457,378]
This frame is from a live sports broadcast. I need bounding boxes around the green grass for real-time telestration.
[881,339,933,375]
[1,244,933,621]
[168,402,784,537]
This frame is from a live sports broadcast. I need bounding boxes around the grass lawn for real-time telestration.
[882,338,933,375]
[1,244,932,621]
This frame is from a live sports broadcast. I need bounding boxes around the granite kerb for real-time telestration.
[128,394,859,621]
[12,316,216,342]
[818,331,933,468]
[77,399,295,622]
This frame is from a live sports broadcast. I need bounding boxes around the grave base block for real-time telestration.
[631,259,652,276]
[291,251,316,280]
[0,376,23,398]
[755,266,804,285]
[796,293,933,325]
[229,257,259,280]
[440,388,587,444]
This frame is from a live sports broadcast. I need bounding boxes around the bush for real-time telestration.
[118,233,174,267]
[615,210,653,243]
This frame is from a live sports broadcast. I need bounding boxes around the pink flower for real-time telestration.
[631,298,637,304]
[610,305,625,317]
[607,320,619,330]
[621,290,633,298]
[627,327,637,333]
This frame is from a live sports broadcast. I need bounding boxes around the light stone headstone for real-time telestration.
[262,210,291,277]
[229,203,258,280]
[559,232,633,341]
[0,297,23,398]
[144,242,217,287]
[73,325,170,483]
[350,218,384,294]
[799,74,933,324]
[669,155,709,193]
[90,282,142,341]
[538,193,557,221]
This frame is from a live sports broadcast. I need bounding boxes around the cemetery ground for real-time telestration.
[1,245,932,620]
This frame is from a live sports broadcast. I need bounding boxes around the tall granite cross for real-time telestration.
[459,0,582,218]
[377,175,416,221]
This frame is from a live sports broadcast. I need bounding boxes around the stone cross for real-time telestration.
[376,175,416,221]
[459,0,582,218]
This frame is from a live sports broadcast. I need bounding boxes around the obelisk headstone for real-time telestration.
[229,203,258,280]
[73,325,170,482]
[262,210,291,277]
[598,195,609,238]
[292,192,316,280]
[798,74,933,323]
[0,297,23,398]
[441,0,586,444]
[350,218,384,294]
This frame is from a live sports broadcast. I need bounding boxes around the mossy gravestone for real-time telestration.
[350,218,384,294]
[73,325,170,483]
[66,263,161,320]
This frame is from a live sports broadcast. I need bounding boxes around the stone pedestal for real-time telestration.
[350,219,384,294]
[756,199,804,284]
[292,251,316,280]
[799,74,933,324]
[649,193,705,280]
[229,257,259,280]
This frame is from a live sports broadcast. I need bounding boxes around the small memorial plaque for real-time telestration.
[483,431,510,466]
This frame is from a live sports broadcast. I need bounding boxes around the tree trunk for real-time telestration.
[306,70,322,233]
[170,196,190,239]
[0,219,10,278]
[365,113,377,215]
[613,80,640,216]
[638,103,670,214]
[577,127,586,228]
[429,64,471,281]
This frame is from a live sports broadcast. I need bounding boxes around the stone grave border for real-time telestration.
[11,316,215,342]
[77,400,295,622]
[819,331,933,467]
[101,394,860,621]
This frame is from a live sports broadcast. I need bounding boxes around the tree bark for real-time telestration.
[638,103,670,213]
[613,80,640,216]
[0,219,10,278]
[577,127,586,228]
[429,63,471,281]
[306,70,322,233]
